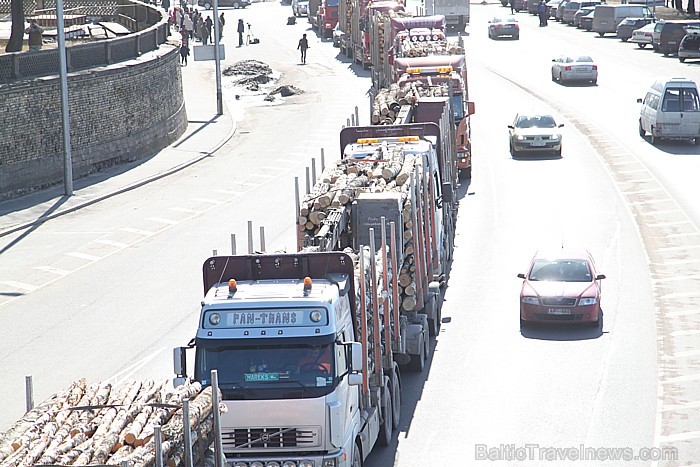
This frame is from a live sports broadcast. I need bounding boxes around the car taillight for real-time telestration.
[494,24,501,28]
[592,65,597,70]
[565,66,571,71]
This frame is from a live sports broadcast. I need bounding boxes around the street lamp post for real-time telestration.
[212,0,223,115]
[55,0,73,195]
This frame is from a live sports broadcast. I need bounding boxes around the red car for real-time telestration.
[517,248,605,327]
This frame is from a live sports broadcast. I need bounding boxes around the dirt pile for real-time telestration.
[223,60,273,91]
[264,85,304,101]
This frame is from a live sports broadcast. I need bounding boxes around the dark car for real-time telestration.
[562,0,601,24]
[199,0,250,8]
[488,15,520,39]
[679,27,700,62]
[580,9,595,30]
[574,6,595,27]
[518,249,606,327]
[513,0,527,11]
[555,0,569,21]
[617,17,654,42]
[653,19,700,56]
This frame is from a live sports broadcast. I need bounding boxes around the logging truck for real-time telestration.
[172,116,457,466]
[425,0,470,32]
[393,54,475,178]
[309,0,339,38]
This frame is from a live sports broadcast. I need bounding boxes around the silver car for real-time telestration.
[551,54,598,85]
[508,113,564,157]
[630,22,655,48]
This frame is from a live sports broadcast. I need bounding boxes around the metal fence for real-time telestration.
[0,0,169,82]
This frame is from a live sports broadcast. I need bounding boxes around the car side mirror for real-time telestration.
[637,98,643,103]
[558,123,564,127]
[552,58,556,62]
[508,125,515,129]
[517,273,526,279]
[596,274,606,280]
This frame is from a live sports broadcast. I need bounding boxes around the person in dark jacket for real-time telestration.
[25,19,44,51]
[538,0,548,26]
[237,18,245,46]
[297,33,309,64]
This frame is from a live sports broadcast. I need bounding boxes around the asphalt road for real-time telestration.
[1,2,698,465]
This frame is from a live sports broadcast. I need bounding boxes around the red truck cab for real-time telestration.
[318,0,339,38]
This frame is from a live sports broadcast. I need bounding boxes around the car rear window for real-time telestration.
[529,260,592,282]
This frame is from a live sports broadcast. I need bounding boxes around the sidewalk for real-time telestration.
[0,34,235,238]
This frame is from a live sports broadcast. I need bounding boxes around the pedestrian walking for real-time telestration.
[297,33,309,64]
[25,19,44,51]
[509,0,515,14]
[184,13,194,39]
[204,16,213,44]
[180,42,189,65]
[219,12,226,39]
[237,18,245,46]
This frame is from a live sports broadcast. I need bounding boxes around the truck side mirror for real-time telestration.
[348,373,363,386]
[467,101,475,116]
[350,342,363,372]
[174,347,187,378]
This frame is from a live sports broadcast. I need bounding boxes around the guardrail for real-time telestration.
[0,0,169,82]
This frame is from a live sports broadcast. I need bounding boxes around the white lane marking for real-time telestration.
[146,217,180,225]
[659,431,700,443]
[667,309,700,317]
[667,232,700,238]
[622,188,665,195]
[213,189,242,195]
[192,198,224,204]
[107,347,166,383]
[169,207,202,214]
[95,239,130,248]
[261,166,289,171]
[640,209,682,216]
[653,273,700,282]
[121,227,155,236]
[662,373,700,384]
[65,252,101,261]
[662,401,700,412]
[671,329,700,337]
[659,244,700,252]
[648,220,692,227]
[33,266,71,276]
[662,290,700,299]
[631,198,673,206]
[239,182,260,187]
[0,281,38,291]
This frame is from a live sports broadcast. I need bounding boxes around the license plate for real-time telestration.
[548,308,570,315]
[531,137,545,147]
[574,67,589,72]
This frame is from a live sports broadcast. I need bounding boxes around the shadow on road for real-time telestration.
[520,311,606,341]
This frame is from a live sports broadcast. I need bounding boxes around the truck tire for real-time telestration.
[391,370,401,430]
[377,386,393,446]
[352,441,363,467]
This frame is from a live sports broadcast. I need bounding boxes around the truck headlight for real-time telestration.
[578,297,597,306]
[282,462,298,467]
[251,463,264,467]
[209,313,221,325]
[266,463,281,467]
[521,296,539,305]
[298,462,314,467]
[234,463,248,467]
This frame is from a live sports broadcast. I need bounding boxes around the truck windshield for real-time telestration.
[326,0,338,6]
[195,341,338,400]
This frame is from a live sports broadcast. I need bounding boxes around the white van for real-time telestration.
[592,4,653,36]
[637,78,700,145]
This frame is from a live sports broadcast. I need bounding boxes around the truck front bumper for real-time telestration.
[226,449,345,467]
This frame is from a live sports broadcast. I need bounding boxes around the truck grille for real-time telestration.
[223,427,319,449]
[541,297,577,306]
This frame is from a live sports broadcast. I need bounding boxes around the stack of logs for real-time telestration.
[371,9,412,67]
[399,39,464,57]
[298,141,426,316]
[371,82,450,125]
[0,379,224,467]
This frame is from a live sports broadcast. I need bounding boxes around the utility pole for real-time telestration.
[56,0,73,195]
[212,0,223,115]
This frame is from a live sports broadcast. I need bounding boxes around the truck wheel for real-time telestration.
[352,441,363,467]
[377,388,393,446]
[428,303,441,337]
[391,371,401,430]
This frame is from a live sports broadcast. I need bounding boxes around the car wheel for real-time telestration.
[638,43,646,48]
[558,72,563,83]
[680,57,686,63]
[639,120,645,137]
[598,32,604,37]
[204,1,212,8]
[556,147,562,157]
[591,310,602,328]
[650,128,657,145]
[621,37,628,42]
[591,79,597,85]
[514,34,519,40]
[233,1,240,7]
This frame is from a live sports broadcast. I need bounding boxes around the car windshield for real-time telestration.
[195,341,338,399]
[529,259,592,282]
[573,55,593,62]
[515,115,557,128]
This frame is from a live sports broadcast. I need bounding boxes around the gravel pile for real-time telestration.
[264,85,304,101]
[222,59,272,76]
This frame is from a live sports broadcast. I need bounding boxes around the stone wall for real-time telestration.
[0,44,187,201]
